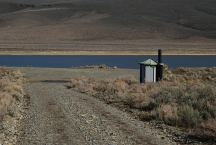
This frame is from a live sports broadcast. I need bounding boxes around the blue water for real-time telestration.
[0,55,215,69]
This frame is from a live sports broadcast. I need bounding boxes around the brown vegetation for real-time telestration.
[0,68,24,119]
[0,68,24,144]
[68,67,216,142]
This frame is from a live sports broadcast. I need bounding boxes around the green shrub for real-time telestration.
[177,105,201,127]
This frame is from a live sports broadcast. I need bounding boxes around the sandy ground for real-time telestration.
[17,67,176,145]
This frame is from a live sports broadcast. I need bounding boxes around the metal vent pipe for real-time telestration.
[156,49,163,81]
[158,49,162,63]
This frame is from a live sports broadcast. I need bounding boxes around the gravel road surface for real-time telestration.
[17,68,175,145]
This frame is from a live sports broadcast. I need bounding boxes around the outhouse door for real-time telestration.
[145,66,156,82]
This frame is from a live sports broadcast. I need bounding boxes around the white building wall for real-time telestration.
[153,67,156,82]
[145,66,156,83]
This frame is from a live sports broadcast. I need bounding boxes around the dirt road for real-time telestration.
[17,68,175,145]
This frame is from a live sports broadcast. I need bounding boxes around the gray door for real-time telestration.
[145,66,154,82]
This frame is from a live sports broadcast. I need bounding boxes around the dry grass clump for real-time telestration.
[148,83,216,127]
[0,68,24,121]
[0,93,14,120]
[68,67,216,141]
[191,119,216,141]
[166,67,216,83]
[69,75,138,104]
[0,68,24,145]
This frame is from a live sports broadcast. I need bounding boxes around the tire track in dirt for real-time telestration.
[18,68,175,145]
[18,82,88,145]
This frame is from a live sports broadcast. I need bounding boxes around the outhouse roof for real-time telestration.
[138,59,157,66]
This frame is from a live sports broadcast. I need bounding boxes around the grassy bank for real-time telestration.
[67,67,216,143]
[0,68,25,144]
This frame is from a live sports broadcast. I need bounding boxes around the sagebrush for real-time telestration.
[68,67,216,141]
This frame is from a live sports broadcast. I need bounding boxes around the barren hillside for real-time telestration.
[0,0,216,51]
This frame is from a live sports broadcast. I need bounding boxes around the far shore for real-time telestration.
[0,50,215,56]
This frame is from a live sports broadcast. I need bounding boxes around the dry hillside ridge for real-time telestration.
[0,0,215,51]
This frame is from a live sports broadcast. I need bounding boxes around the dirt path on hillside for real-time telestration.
[17,68,175,145]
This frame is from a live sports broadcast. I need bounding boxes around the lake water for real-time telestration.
[0,55,215,69]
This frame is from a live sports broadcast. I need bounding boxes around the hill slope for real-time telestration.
[0,0,216,51]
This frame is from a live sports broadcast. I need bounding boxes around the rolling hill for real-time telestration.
[0,0,216,52]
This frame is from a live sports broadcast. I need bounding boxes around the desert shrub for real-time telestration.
[191,119,216,141]
[0,68,24,121]
[163,65,175,81]
[148,83,216,127]
[172,67,216,83]
[177,105,201,127]
[68,67,216,140]
[118,75,138,85]
[157,104,178,125]
[0,93,14,120]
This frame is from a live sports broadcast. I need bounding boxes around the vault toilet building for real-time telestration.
[139,59,157,83]
[139,49,164,83]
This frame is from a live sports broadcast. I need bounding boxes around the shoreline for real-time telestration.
[0,50,215,55]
